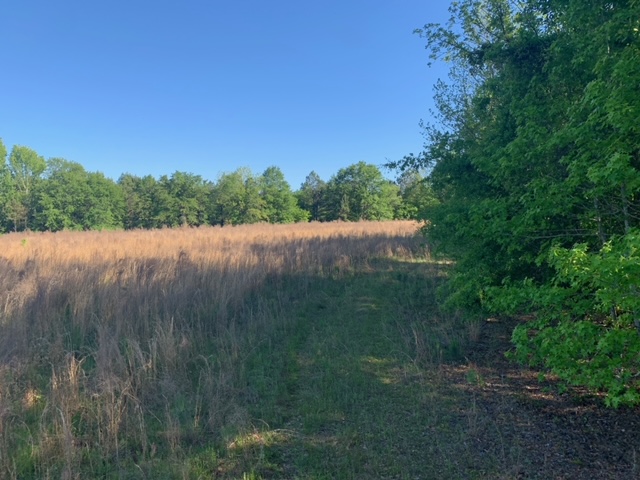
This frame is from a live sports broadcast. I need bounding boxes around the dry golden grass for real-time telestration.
[0,220,421,478]
[0,221,419,342]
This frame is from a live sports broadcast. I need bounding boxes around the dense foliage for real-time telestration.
[0,140,432,232]
[392,0,640,406]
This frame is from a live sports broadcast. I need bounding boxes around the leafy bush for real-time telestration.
[509,231,640,407]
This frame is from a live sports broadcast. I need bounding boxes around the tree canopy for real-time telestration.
[0,140,416,233]
[325,162,401,221]
[391,0,640,406]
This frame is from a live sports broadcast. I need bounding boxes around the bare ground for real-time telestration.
[442,316,640,479]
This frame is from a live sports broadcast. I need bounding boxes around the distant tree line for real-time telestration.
[0,140,436,232]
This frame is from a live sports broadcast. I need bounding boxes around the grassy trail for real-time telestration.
[221,258,640,480]
[225,259,473,479]
[219,255,640,480]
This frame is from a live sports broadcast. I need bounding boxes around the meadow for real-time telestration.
[0,221,426,478]
[0,221,637,479]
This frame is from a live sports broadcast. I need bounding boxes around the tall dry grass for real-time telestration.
[0,221,422,477]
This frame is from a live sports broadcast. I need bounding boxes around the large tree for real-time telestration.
[161,171,210,226]
[395,0,640,405]
[325,162,400,221]
[259,166,309,223]
[119,174,161,229]
[84,171,125,230]
[35,159,124,231]
[4,145,46,231]
[209,170,246,226]
[36,158,90,231]
[296,171,328,221]
[209,168,267,226]
[394,170,439,220]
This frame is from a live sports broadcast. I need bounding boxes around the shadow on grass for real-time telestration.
[219,258,482,478]
[225,259,640,480]
[1,232,639,480]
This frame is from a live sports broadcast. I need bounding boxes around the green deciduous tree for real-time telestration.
[296,171,328,221]
[395,170,439,220]
[35,159,124,231]
[325,162,400,221]
[120,172,210,229]
[259,166,309,223]
[5,145,46,231]
[209,170,246,226]
[84,171,125,230]
[209,168,268,226]
[36,158,89,231]
[161,171,210,226]
[241,174,267,224]
[119,174,160,229]
[393,0,640,405]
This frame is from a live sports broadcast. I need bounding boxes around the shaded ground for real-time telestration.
[220,259,640,479]
[442,315,640,479]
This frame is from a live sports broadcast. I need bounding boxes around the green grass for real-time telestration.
[3,254,505,479]
[216,258,483,479]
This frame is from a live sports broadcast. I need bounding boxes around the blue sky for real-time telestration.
[1,1,451,189]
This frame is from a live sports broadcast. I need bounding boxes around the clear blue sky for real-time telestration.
[1,1,451,189]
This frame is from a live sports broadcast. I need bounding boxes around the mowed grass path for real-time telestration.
[214,261,640,480]
[217,259,482,479]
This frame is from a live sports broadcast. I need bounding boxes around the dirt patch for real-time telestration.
[440,317,640,479]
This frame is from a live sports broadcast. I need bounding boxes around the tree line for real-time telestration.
[393,0,640,406]
[0,140,436,232]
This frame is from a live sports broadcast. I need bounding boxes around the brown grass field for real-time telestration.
[2,221,639,479]
[0,221,422,478]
